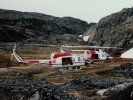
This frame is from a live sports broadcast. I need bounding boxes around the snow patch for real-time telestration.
[83,35,90,42]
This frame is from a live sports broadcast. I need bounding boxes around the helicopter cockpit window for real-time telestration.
[78,57,81,62]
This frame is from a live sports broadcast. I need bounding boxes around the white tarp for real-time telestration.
[121,48,133,59]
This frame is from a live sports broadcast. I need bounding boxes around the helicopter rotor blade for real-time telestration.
[62,45,122,49]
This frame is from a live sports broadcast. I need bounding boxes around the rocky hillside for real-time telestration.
[85,7,133,49]
[0,9,90,44]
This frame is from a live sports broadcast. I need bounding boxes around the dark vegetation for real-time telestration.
[0,50,12,67]
[0,9,90,44]
[97,63,133,78]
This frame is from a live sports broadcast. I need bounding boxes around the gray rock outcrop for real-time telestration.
[85,7,133,49]
[0,9,90,44]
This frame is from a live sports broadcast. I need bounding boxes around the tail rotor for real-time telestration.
[11,44,16,61]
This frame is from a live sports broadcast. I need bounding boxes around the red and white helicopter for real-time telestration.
[62,45,115,63]
[11,44,85,69]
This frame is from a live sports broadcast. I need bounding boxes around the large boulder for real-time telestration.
[97,82,133,100]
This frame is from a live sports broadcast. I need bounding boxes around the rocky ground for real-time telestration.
[0,79,78,100]
[0,57,133,100]
[0,44,133,100]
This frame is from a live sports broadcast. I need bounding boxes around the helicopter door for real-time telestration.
[62,57,73,65]
[92,54,99,59]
